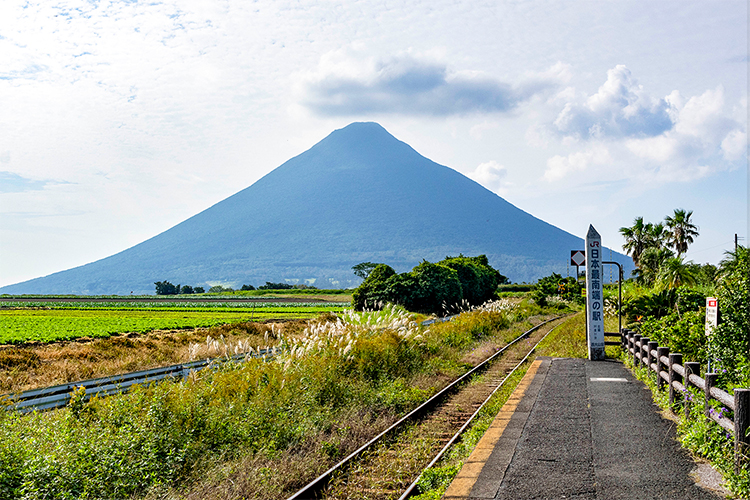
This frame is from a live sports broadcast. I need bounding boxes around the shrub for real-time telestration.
[351,264,397,310]
[530,273,582,307]
[409,261,462,315]
[711,246,750,387]
[438,255,503,307]
[637,310,706,362]
[352,256,505,315]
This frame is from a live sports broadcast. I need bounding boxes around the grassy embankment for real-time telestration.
[0,299,562,500]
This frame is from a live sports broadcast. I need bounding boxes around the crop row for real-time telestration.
[0,308,346,344]
[0,301,349,310]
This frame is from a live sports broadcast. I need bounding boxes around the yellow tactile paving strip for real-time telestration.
[442,358,544,499]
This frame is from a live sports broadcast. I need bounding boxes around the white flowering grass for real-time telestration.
[279,304,424,366]
[472,299,515,314]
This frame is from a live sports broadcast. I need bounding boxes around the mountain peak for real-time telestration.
[0,123,633,294]
[319,122,400,149]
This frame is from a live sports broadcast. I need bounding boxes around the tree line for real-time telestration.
[154,281,317,295]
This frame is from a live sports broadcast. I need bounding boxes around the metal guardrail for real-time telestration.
[3,347,278,413]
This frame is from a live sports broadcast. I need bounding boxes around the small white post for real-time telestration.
[586,224,605,360]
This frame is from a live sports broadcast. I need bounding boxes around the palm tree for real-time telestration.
[646,222,669,249]
[664,209,699,257]
[718,245,749,280]
[636,246,674,285]
[657,256,697,289]
[620,217,652,267]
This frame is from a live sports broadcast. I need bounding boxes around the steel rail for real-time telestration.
[3,347,278,413]
[398,320,564,499]
[285,316,562,500]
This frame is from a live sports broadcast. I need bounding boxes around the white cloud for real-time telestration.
[543,68,746,186]
[468,161,511,194]
[553,65,674,139]
[721,129,747,161]
[543,146,612,182]
[296,50,565,117]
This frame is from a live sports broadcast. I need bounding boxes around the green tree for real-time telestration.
[258,282,293,290]
[656,256,697,290]
[154,281,178,295]
[620,216,653,267]
[718,245,749,278]
[351,264,397,310]
[438,254,504,307]
[409,261,462,314]
[664,208,699,257]
[352,262,380,280]
[647,222,669,249]
[634,246,674,285]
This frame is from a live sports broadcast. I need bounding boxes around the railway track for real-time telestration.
[287,316,565,500]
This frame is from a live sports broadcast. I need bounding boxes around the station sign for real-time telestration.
[585,225,605,360]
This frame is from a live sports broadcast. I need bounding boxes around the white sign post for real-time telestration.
[705,297,718,336]
[705,297,718,372]
[586,225,606,360]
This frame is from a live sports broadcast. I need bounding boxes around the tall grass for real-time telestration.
[0,301,538,499]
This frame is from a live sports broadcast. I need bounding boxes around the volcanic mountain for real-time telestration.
[1,122,633,294]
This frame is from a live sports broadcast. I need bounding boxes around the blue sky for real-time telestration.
[0,0,747,287]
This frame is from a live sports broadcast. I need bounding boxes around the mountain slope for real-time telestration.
[1,122,633,294]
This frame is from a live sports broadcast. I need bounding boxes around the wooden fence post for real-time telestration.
[626,332,632,357]
[633,334,641,367]
[705,373,718,419]
[656,347,669,390]
[684,362,700,419]
[735,389,750,474]
[647,341,658,372]
[669,353,682,409]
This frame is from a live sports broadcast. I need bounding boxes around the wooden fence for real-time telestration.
[624,331,750,473]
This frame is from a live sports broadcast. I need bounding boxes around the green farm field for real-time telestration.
[0,302,349,344]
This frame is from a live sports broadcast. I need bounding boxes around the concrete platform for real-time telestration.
[443,357,725,500]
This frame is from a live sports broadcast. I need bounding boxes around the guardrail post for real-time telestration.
[633,334,641,367]
[656,347,669,389]
[684,362,700,419]
[669,353,682,409]
[704,373,718,419]
[735,389,750,474]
